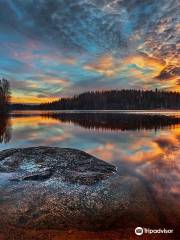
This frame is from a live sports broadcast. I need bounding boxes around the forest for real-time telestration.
[0,79,178,110]
[18,89,180,110]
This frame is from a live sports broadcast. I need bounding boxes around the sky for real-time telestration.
[0,0,179,104]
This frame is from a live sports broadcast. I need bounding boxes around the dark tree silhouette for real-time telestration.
[39,89,180,110]
[11,89,180,110]
[0,78,11,113]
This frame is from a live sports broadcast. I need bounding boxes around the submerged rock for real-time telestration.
[0,146,160,231]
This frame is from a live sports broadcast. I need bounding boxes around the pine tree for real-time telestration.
[0,78,11,113]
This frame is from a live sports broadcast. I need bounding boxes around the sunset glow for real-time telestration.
[0,0,179,103]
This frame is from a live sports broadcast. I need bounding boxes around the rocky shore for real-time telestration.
[0,146,160,232]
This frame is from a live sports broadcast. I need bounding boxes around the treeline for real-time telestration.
[38,89,180,110]
[0,78,11,113]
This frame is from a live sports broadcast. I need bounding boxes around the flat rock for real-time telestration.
[0,147,116,185]
[0,146,160,231]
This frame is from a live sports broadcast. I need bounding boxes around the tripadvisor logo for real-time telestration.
[135,227,143,236]
[135,227,174,236]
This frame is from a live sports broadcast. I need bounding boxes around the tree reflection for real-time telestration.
[0,114,11,143]
[43,112,180,131]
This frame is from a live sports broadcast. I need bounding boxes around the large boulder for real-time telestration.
[0,147,160,231]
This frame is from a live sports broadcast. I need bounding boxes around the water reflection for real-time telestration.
[0,111,179,239]
[0,114,11,143]
[43,112,180,131]
[1,112,180,147]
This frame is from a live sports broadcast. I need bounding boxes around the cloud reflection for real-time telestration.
[0,111,180,229]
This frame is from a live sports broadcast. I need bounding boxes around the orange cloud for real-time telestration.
[123,53,166,78]
[11,76,70,104]
[12,95,59,104]
[154,64,180,91]
[84,52,167,81]
[84,55,119,77]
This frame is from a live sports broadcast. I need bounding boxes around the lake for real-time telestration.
[0,110,180,239]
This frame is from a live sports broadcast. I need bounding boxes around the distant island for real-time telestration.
[12,89,180,110]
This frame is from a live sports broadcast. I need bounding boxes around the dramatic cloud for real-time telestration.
[0,0,179,103]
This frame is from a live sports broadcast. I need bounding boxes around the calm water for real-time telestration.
[0,110,180,239]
